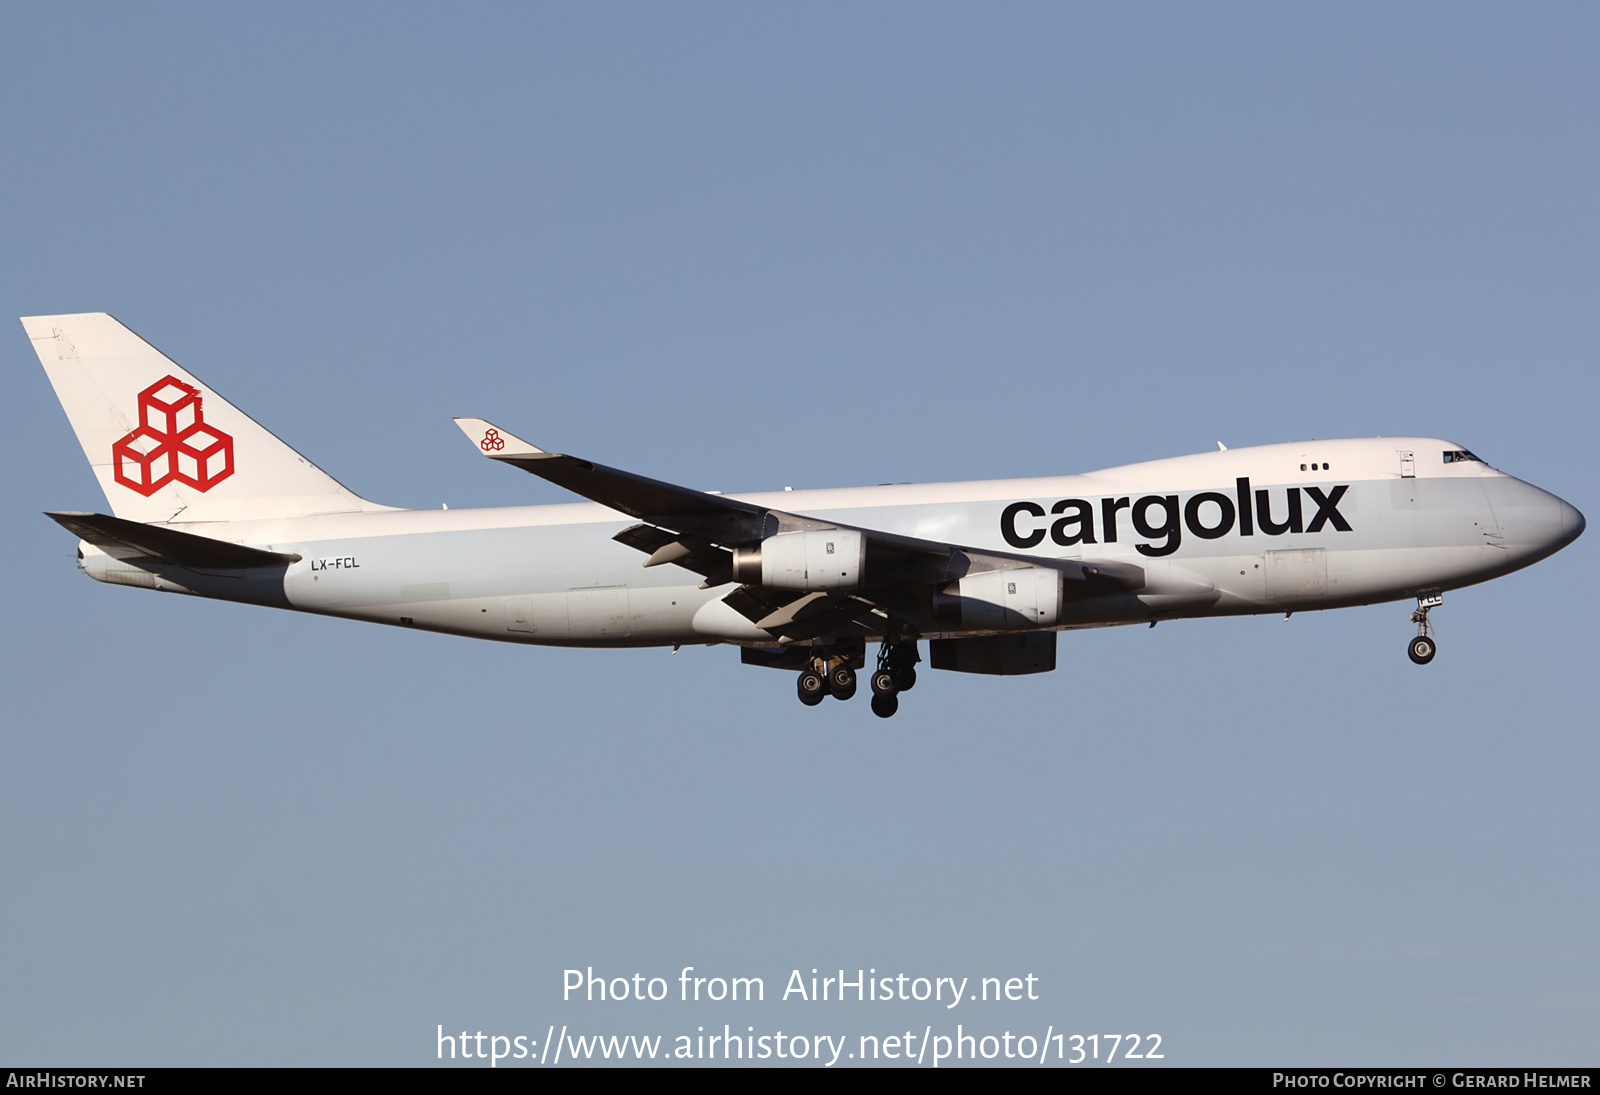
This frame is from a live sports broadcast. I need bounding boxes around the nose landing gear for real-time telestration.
[1407,590,1442,665]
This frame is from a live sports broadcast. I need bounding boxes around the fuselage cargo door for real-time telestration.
[503,593,570,638]
[1265,548,1327,602]
[1400,451,1416,478]
[569,586,632,639]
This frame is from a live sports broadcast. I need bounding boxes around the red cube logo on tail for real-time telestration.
[112,376,235,496]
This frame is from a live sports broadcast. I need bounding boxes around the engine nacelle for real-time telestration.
[731,529,865,591]
[933,566,1064,630]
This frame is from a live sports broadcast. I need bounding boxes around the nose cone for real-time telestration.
[1558,496,1586,546]
[1485,477,1584,566]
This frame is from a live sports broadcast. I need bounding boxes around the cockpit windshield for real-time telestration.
[1443,450,1482,463]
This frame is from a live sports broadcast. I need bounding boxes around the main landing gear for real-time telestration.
[797,668,827,706]
[796,650,858,707]
[1407,590,1442,665]
[868,641,919,719]
[794,640,919,717]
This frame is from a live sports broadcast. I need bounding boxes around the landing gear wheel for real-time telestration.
[870,692,899,719]
[877,639,920,693]
[870,669,898,697]
[1407,590,1442,666]
[797,669,827,706]
[829,665,857,701]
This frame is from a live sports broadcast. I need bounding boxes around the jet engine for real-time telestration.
[731,529,865,591]
[933,566,1064,630]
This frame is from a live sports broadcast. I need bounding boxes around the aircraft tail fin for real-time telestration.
[22,313,389,523]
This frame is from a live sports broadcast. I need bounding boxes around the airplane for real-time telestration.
[24,312,1585,718]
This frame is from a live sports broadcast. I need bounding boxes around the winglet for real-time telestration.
[453,417,549,458]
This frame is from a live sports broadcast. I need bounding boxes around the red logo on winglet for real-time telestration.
[112,376,236,496]
[480,428,505,452]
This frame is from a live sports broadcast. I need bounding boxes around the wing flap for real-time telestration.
[612,523,734,580]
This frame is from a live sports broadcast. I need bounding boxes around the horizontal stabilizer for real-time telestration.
[45,511,301,570]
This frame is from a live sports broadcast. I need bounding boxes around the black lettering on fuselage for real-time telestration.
[1050,498,1096,545]
[1132,495,1181,557]
[1000,501,1047,548]
[1000,477,1352,557]
[1304,485,1352,532]
[1101,497,1131,543]
[1183,491,1235,540]
[1255,488,1303,535]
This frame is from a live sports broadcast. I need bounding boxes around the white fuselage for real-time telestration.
[78,437,1584,648]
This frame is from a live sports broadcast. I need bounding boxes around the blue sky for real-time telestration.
[2,3,1596,1066]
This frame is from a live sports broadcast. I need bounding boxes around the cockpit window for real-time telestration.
[1443,450,1482,463]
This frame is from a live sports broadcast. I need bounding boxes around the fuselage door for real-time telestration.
[505,596,533,633]
[503,593,569,637]
[569,586,632,639]
[1400,451,1416,478]
[1266,548,1328,602]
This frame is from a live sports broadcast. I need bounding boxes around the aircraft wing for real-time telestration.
[453,417,1141,638]
[454,417,775,544]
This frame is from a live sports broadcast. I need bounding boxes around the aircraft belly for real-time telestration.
[1200,554,1266,605]
[692,596,771,642]
[623,586,699,642]
[566,586,628,639]
[77,543,293,607]
[503,592,569,638]
[277,523,707,643]
[1338,544,1514,596]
